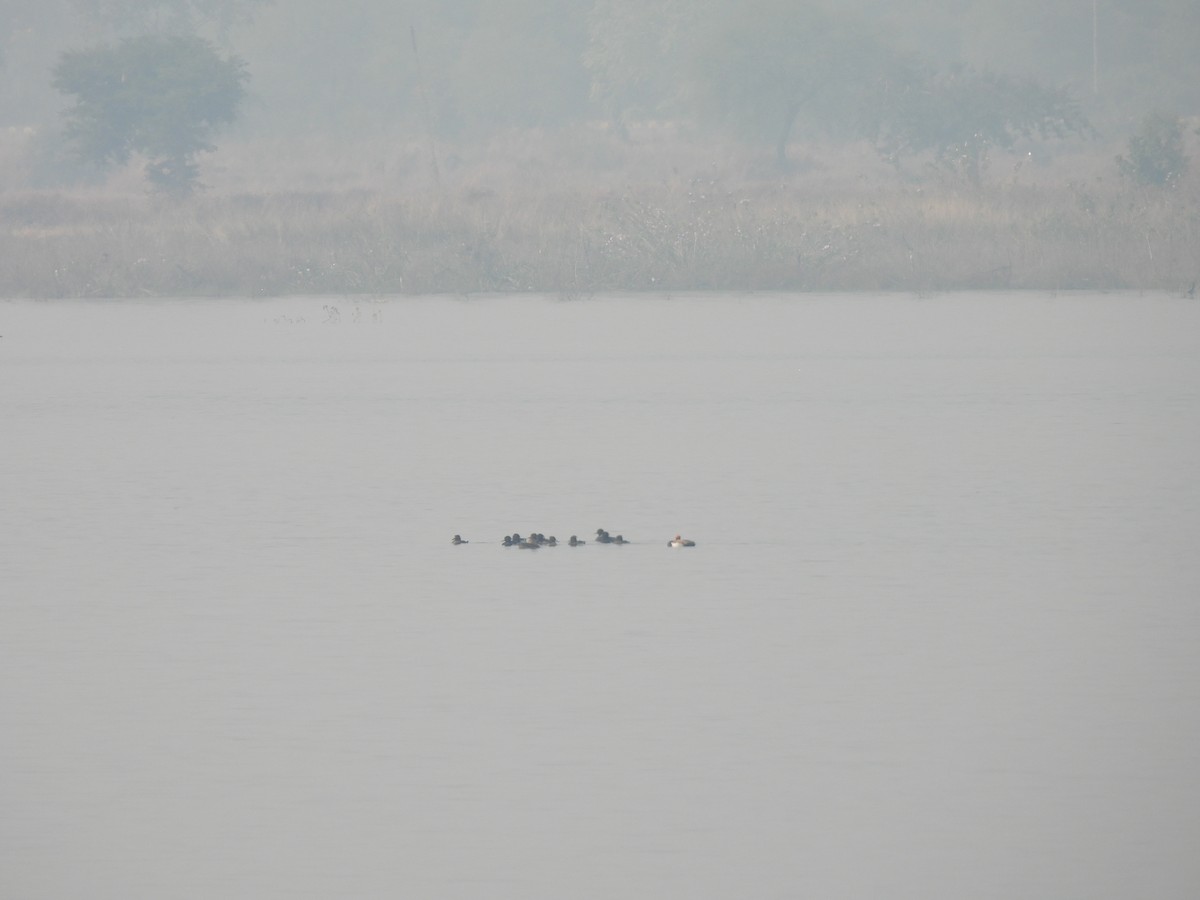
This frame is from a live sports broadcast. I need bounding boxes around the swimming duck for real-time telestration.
[518,537,540,549]
[612,534,628,544]
[568,535,585,546]
[546,536,558,546]
[451,534,468,545]
[595,529,613,543]
[668,535,696,547]
[502,535,514,547]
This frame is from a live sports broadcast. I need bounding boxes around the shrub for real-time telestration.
[1116,112,1188,188]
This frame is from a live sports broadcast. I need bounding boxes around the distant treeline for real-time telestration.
[2,0,1199,186]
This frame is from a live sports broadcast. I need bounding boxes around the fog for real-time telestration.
[3,7,1200,897]
[2,0,1198,182]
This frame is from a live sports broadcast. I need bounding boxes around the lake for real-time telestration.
[2,292,1198,899]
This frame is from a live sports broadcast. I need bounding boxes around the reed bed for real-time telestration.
[2,129,1197,297]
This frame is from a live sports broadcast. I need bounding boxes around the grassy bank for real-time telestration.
[2,133,1198,297]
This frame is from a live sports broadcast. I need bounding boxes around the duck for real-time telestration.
[668,534,696,547]
[502,535,514,547]
[568,535,585,546]
[546,536,558,546]
[518,537,540,549]
[451,534,468,545]
[595,528,613,543]
[612,534,629,544]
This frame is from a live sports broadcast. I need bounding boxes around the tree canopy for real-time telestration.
[584,0,700,131]
[53,33,246,194]
[1116,112,1189,188]
[688,0,893,164]
[872,63,1091,183]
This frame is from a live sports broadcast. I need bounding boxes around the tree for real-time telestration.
[52,33,246,194]
[872,63,1090,184]
[688,0,893,165]
[584,0,702,134]
[1116,112,1188,188]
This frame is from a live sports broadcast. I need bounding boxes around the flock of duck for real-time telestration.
[450,528,696,548]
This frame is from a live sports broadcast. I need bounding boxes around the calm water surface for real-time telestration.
[2,293,1198,899]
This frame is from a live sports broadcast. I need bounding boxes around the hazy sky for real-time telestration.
[2,0,1197,143]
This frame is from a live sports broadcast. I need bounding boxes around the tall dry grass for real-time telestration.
[2,125,1197,297]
